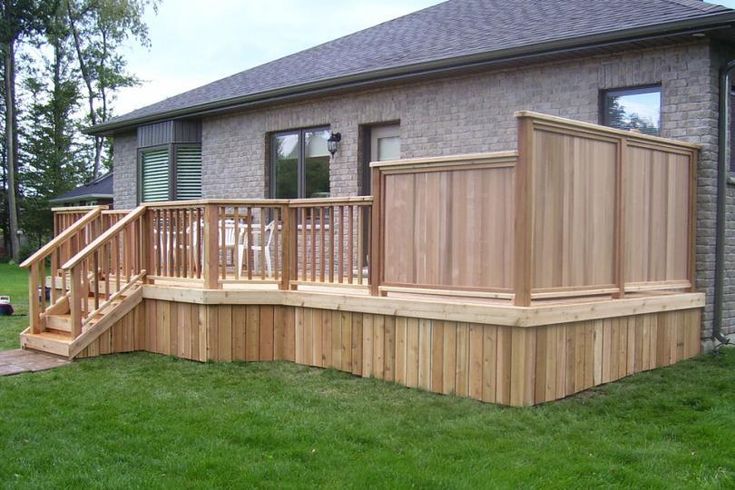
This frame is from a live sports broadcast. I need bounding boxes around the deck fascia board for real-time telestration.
[141,285,704,327]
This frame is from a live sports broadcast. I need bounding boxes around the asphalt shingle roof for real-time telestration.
[98,0,733,131]
[49,173,113,203]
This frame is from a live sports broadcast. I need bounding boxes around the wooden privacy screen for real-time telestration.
[624,145,692,287]
[515,112,699,304]
[530,128,617,291]
[374,152,517,297]
[373,112,699,304]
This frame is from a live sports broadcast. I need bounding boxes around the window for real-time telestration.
[139,145,202,202]
[271,127,330,199]
[601,85,661,136]
[370,124,400,162]
[141,147,170,202]
[174,146,203,200]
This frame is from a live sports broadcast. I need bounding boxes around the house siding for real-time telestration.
[112,39,734,339]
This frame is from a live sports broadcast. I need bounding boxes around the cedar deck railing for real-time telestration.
[141,197,373,290]
[27,111,700,342]
[21,206,106,334]
[62,206,148,337]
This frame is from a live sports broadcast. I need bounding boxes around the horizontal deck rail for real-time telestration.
[52,205,108,236]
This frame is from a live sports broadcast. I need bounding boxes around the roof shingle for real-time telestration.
[98,0,733,131]
[49,173,113,203]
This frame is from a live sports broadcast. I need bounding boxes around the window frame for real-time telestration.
[599,84,662,136]
[137,142,203,203]
[269,125,330,199]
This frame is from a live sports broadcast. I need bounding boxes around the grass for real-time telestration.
[0,350,733,488]
[0,263,734,487]
[0,263,29,350]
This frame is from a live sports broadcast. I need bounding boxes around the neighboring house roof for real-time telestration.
[89,0,735,134]
[49,173,114,204]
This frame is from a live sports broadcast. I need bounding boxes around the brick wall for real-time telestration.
[112,131,137,209]
[113,39,734,338]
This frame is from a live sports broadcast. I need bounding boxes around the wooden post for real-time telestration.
[513,116,534,306]
[203,204,220,289]
[139,210,151,283]
[280,204,293,290]
[69,267,82,338]
[369,167,382,296]
[28,262,40,334]
[288,207,299,290]
[612,138,627,299]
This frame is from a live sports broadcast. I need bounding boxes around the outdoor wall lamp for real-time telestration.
[327,132,341,157]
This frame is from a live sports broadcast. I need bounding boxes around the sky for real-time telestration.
[114,0,735,117]
[114,0,444,115]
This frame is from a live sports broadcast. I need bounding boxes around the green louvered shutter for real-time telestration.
[141,148,170,202]
[175,146,202,200]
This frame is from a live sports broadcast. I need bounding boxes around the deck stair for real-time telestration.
[19,205,148,359]
[21,283,143,358]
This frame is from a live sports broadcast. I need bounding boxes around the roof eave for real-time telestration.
[48,193,114,204]
[86,11,735,136]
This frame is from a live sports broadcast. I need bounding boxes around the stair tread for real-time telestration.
[24,331,72,343]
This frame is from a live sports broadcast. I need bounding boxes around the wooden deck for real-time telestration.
[76,283,703,406]
[20,111,704,406]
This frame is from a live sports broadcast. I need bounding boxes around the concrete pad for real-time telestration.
[0,364,27,376]
[0,349,70,376]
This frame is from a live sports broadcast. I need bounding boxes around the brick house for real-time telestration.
[88,0,735,347]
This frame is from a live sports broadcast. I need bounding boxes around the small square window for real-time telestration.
[139,144,202,203]
[602,85,661,136]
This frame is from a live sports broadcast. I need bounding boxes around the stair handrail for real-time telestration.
[20,206,105,269]
[62,205,148,338]
[21,206,106,335]
[61,205,147,271]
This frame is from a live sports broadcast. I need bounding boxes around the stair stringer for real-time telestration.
[68,286,143,359]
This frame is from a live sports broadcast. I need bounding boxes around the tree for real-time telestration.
[1,0,156,258]
[0,0,52,261]
[20,29,82,244]
[66,0,157,178]
[0,53,7,256]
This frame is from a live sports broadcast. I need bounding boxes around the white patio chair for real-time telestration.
[238,220,275,277]
[186,219,245,274]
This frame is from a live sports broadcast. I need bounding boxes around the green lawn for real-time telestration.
[0,263,28,350]
[0,263,734,487]
[0,350,732,487]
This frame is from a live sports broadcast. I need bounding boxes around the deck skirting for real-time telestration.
[76,288,703,406]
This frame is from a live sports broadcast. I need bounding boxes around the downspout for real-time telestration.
[714,59,735,346]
